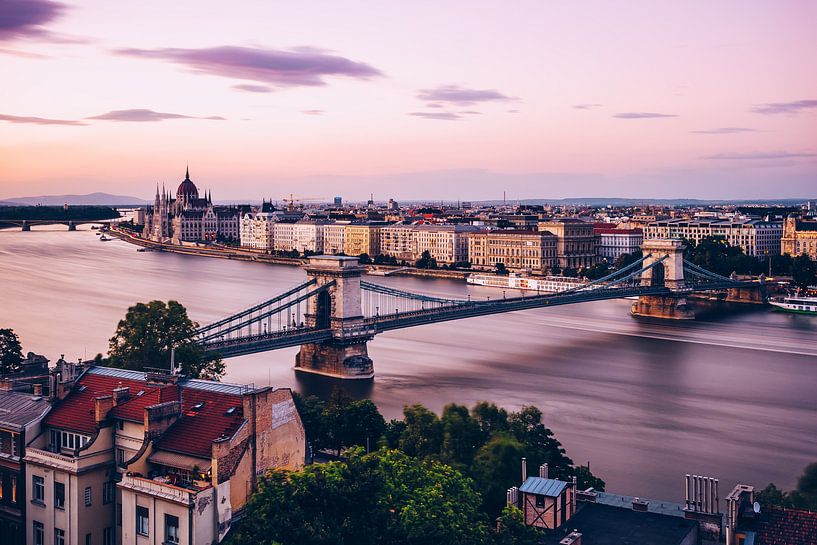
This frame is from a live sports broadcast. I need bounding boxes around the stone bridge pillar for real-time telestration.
[21,221,31,231]
[632,239,695,320]
[295,256,374,380]
[67,221,77,231]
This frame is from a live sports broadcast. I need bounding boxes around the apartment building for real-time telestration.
[344,223,382,257]
[467,230,557,273]
[782,214,817,260]
[645,218,782,257]
[538,218,596,269]
[25,366,305,545]
[239,212,275,251]
[292,219,326,254]
[322,223,347,255]
[0,387,50,545]
[594,225,643,261]
[380,224,478,265]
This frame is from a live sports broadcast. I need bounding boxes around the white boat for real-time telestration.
[466,272,588,293]
[99,235,111,241]
[769,296,817,315]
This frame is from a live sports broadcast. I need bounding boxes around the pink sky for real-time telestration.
[1,0,816,201]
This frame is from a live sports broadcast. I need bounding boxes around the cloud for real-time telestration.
[507,109,520,114]
[459,111,482,115]
[613,112,677,119]
[0,0,64,41]
[0,113,84,125]
[416,85,513,106]
[302,109,324,115]
[750,99,817,115]
[116,45,383,88]
[573,103,602,110]
[0,46,49,58]
[701,151,817,160]
[87,109,226,122]
[232,83,273,93]
[691,127,757,134]
[408,111,462,121]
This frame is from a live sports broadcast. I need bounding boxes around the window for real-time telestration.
[32,475,44,503]
[136,506,149,536]
[55,481,65,509]
[54,528,65,545]
[84,486,92,506]
[103,481,114,504]
[165,514,180,544]
[103,527,113,545]
[116,448,125,465]
[535,495,545,508]
[117,503,122,526]
[86,533,92,545]
[33,521,44,545]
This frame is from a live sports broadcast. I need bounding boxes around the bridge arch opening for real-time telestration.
[316,290,331,329]
[651,261,666,287]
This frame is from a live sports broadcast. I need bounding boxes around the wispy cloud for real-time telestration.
[691,127,757,134]
[302,109,324,116]
[0,0,64,41]
[0,113,84,125]
[573,103,602,110]
[613,112,677,119]
[87,109,226,122]
[409,111,462,121]
[702,151,816,160]
[750,99,817,115]
[232,83,273,93]
[0,46,49,58]
[417,85,513,106]
[116,45,383,88]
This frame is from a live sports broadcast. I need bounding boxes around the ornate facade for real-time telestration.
[146,168,241,243]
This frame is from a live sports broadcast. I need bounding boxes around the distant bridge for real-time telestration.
[2,219,114,231]
[189,239,763,379]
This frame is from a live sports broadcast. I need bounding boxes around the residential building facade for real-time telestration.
[467,230,557,273]
[782,214,817,260]
[344,224,382,257]
[594,226,643,262]
[645,218,783,257]
[380,224,478,265]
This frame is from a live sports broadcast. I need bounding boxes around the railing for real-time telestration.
[118,474,207,506]
[25,446,113,472]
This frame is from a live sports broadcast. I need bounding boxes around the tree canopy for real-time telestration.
[0,328,24,374]
[756,461,817,511]
[107,300,224,379]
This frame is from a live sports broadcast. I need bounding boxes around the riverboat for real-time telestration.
[769,296,817,315]
[99,234,111,241]
[466,272,588,293]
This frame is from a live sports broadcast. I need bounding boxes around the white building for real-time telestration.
[292,220,326,254]
[594,227,643,261]
[240,212,275,251]
[645,218,783,257]
[322,223,348,255]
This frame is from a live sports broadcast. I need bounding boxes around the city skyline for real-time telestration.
[1,1,816,200]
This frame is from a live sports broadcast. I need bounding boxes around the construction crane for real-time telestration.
[281,194,326,211]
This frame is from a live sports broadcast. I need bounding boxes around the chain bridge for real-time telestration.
[191,239,763,379]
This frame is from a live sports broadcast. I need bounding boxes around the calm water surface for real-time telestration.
[2,227,816,502]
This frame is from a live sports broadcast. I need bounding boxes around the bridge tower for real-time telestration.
[67,221,76,231]
[21,220,30,232]
[631,239,695,320]
[295,256,375,379]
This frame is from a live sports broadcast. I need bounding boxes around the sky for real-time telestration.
[1,0,816,202]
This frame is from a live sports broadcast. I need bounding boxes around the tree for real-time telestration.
[493,506,541,545]
[398,404,443,459]
[292,393,327,451]
[107,300,224,379]
[791,254,817,290]
[415,250,438,269]
[756,483,791,509]
[494,262,508,275]
[0,328,24,374]
[358,253,372,264]
[440,403,482,469]
[472,433,527,517]
[755,462,817,511]
[508,406,574,481]
[226,449,487,545]
[614,250,643,270]
[471,402,509,443]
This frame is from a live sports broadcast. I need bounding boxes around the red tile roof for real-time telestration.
[755,507,817,545]
[109,385,180,423]
[44,374,163,435]
[153,387,245,459]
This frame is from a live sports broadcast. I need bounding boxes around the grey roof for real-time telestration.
[0,390,50,431]
[519,477,568,497]
[178,378,252,395]
[88,367,147,381]
[595,491,691,519]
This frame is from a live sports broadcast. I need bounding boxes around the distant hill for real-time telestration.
[0,192,147,207]
[476,197,815,207]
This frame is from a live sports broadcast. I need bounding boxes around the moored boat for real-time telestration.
[769,296,817,315]
[466,272,588,293]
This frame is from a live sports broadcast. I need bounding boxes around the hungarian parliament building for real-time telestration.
[145,167,245,243]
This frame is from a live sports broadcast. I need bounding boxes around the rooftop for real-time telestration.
[519,477,568,497]
[0,390,50,431]
[753,507,817,545]
[540,502,698,545]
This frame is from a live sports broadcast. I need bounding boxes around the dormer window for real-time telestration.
[191,402,205,412]
[224,407,237,416]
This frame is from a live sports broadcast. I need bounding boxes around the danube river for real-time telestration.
[2,227,816,502]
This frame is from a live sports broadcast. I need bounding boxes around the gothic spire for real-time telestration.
[185,163,190,180]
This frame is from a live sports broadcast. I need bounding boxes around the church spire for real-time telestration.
[185,164,190,181]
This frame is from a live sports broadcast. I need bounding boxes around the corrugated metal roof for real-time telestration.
[88,367,147,381]
[178,378,250,395]
[519,477,568,497]
[0,390,50,431]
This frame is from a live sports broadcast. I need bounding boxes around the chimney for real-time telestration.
[112,386,130,405]
[559,530,582,545]
[521,458,527,483]
[94,395,114,423]
[33,383,43,396]
[632,497,649,512]
[0,379,12,391]
[540,463,549,479]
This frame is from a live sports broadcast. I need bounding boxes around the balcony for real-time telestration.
[25,446,113,473]
[118,474,210,506]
